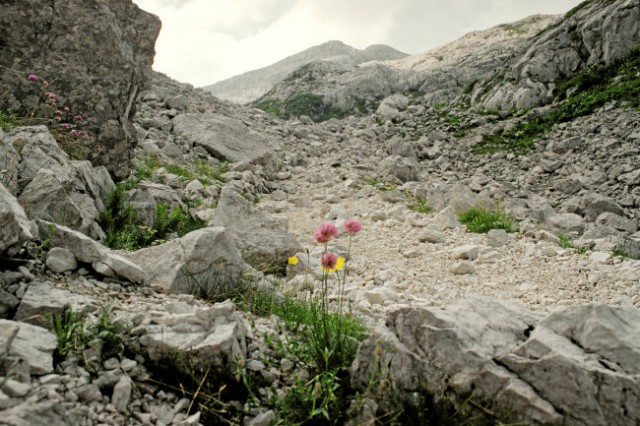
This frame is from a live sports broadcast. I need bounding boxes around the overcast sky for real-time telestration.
[135,0,583,87]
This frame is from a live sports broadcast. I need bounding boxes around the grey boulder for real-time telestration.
[124,227,245,295]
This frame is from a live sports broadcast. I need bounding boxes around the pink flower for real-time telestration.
[321,252,337,270]
[314,222,339,243]
[44,92,55,99]
[27,74,38,81]
[344,218,362,234]
[41,80,49,87]
[61,123,70,129]
[63,106,69,111]
[71,130,80,138]
[74,114,84,122]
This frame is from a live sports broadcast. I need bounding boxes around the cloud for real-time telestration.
[136,0,583,87]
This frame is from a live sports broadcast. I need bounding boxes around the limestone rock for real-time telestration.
[477,0,640,111]
[451,261,475,275]
[547,213,586,235]
[0,401,68,426]
[451,245,481,260]
[595,212,638,233]
[487,229,509,247]
[581,193,625,222]
[38,221,146,284]
[12,127,115,239]
[125,227,244,295]
[352,299,640,426]
[14,281,92,329]
[0,183,35,253]
[173,113,273,165]
[0,0,161,178]
[4,320,57,375]
[45,247,78,273]
[380,155,419,183]
[211,188,301,271]
[429,206,460,230]
[139,301,246,375]
[418,229,445,244]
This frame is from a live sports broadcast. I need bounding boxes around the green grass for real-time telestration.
[407,196,432,214]
[237,287,367,425]
[0,109,18,131]
[474,47,640,154]
[558,234,588,255]
[458,207,518,233]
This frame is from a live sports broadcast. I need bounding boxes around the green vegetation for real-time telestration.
[458,206,518,233]
[52,306,124,366]
[463,79,479,95]
[405,89,425,99]
[238,287,366,425]
[99,183,205,251]
[474,47,640,154]
[558,233,588,254]
[130,156,229,187]
[255,93,353,122]
[612,248,630,259]
[407,196,432,214]
[0,109,18,131]
[359,176,398,192]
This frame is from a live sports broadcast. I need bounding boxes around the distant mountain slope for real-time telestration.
[202,40,407,105]
[252,14,559,122]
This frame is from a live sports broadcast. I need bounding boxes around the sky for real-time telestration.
[135,0,584,88]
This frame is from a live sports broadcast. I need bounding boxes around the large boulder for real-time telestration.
[0,0,161,179]
[124,227,245,295]
[0,183,36,254]
[211,188,302,271]
[10,127,114,239]
[352,298,640,426]
[172,113,274,165]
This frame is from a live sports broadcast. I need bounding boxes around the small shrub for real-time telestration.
[458,207,518,233]
[99,184,205,250]
[89,306,124,361]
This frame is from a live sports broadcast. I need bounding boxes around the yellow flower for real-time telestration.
[321,255,345,272]
[288,256,299,265]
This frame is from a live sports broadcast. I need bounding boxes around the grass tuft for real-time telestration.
[458,207,518,233]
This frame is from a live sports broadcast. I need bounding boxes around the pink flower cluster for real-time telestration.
[314,222,339,244]
[28,74,86,139]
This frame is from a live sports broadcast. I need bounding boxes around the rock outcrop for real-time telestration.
[476,0,640,110]
[0,0,161,179]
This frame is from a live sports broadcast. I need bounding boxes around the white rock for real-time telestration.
[452,245,481,260]
[45,247,77,273]
[451,261,476,275]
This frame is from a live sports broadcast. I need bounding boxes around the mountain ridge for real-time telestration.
[203,40,407,105]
